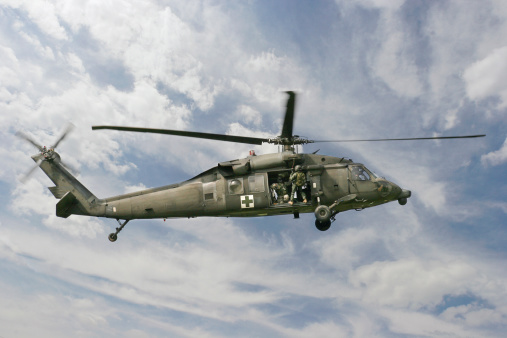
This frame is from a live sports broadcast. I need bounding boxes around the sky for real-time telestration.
[0,0,506,337]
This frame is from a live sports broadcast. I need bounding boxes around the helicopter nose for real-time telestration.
[388,181,401,199]
[397,188,411,205]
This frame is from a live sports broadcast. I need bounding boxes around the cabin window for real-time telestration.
[248,174,265,193]
[203,182,217,200]
[350,166,371,181]
[228,178,244,195]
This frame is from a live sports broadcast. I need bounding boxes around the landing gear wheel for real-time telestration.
[315,220,331,231]
[315,205,331,222]
[107,219,130,242]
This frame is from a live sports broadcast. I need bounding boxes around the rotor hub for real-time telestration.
[267,136,314,146]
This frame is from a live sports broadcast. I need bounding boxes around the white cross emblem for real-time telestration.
[241,195,254,208]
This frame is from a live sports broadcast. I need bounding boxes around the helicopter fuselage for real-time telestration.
[98,151,410,221]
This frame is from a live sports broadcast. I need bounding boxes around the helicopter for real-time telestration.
[18,92,485,242]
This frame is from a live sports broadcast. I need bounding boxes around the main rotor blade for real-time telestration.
[16,131,44,151]
[313,134,486,143]
[92,126,269,145]
[280,91,296,139]
[51,123,74,149]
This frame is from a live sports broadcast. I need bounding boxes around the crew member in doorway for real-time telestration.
[289,165,307,205]
[271,174,289,204]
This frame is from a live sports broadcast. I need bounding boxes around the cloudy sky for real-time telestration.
[1,0,506,336]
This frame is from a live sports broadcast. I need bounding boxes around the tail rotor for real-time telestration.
[16,124,77,182]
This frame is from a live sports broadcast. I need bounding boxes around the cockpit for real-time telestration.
[349,165,375,181]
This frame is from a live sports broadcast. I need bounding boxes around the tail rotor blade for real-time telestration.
[20,158,43,183]
[16,131,44,151]
[60,159,80,176]
[51,123,75,149]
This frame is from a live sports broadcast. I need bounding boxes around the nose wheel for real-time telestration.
[108,219,130,242]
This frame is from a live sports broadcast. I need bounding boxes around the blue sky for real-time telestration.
[1,0,506,337]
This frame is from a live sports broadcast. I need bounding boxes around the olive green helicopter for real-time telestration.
[18,92,485,242]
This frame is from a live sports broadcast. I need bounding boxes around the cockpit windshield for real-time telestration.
[350,165,372,181]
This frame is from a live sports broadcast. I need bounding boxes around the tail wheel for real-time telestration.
[315,205,331,222]
[315,220,331,231]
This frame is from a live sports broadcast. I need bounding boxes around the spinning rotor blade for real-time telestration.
[313,134,486,143]
[17,124,76,183]
[59,159,80,176]
[92,126,269,145]
[20,158,43,183]
[51,123,75,149]
[281,91,296,140]
[92,92,485,147]
[16,131,44,151]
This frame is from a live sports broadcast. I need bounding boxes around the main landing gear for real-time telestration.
[108,219,130,242]
[314,204,338,232]
[313,194,356,231]
[315,219,331,231]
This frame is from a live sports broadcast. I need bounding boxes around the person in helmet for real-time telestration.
[289,165,307,204]
[271,173,289,204]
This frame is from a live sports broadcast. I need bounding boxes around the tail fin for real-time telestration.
[35,153,103,218]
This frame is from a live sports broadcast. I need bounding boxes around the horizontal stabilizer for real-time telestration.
[48,186,70,199]
[56,191,77,218]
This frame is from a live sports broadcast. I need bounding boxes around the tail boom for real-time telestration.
[35,154,105,218]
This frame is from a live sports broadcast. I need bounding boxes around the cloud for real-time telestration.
[369,16,424,98]
[481,137,507,166]
[350,258,477,309]
[464,46,507,109]
[0,287,114,337]
[379,308,478,337]
[0,217,343,335]
[2,0,68,40]
[352,0,405,11]
[1,1,507,336]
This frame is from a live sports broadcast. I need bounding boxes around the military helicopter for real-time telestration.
[18,92,485,242]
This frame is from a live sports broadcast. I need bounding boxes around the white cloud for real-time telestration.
[349,258,477,309]
[1,1,507,336]
[372,29,423,98]
[1,0,68,40]
[464,46,507,109]
[0,288,114,337]
[380,308,478,337]
[440,304,506,328]
[314,226,384,270]
[350,3,424,98]
[10,179,54,216]
[124,183,147,194]
[482,137,507,166]
[236,104,262,126]
[353,0,405,11]
[0,44,43,90]
[43,214,105,239]
[0,218,320,325]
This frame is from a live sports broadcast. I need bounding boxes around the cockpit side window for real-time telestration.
[350,166,371,181]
